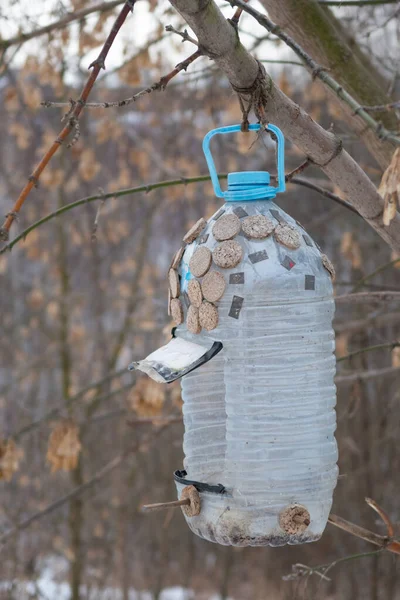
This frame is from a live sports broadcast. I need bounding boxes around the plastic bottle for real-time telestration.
[173,124,338,546]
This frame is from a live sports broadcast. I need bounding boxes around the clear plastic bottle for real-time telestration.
[173,124,338,547]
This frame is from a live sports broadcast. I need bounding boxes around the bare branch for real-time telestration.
[337,341,400,363]
[169,0,400,253]
[0,0,125,50]
[328,513,400,555]
[230,0,400,147]
[0,0,137,240]
[0,174,358,255]
[0,425,170,549]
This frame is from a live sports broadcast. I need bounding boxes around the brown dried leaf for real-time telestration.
[128,378,165,417]
[47,420,81,473]
[0,439,23,481]
[379,148,400,227]
[392,346,400,368]
[340,231,362,269]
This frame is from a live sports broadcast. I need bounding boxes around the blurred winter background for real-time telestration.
[0,1,400,598]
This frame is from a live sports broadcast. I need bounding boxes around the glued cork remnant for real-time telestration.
[213,240,243,269]
[187,279,203,308]
[180,485,201,517]
[212,213,241,241]
[170,298,184,325]
[171,246,185,270]
[183,218,207,244]
[190,247,212,278]
[279,504,310,535]
[187,305,201,334]
[168,269,180,298]
[274,223,301,250]
[321,254,336,280]
[242,215,275,239]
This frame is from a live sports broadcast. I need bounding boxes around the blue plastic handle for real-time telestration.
[202,123,285,200]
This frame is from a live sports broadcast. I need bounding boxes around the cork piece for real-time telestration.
[279,504,310,535]
[183,218,207,244]
[180,485,201,517]
[201,271,226,303]
[187,279,203,308]
[167,289,171,316]
[187,305,201,334]
[274,223,301,249]
[170,298,184,325]
[168,269,180,298]
[321,254,336,280]
[212,213,241,242]
[199,301,219,331]
[171,246,185,269]
[189,246,212,278]
[241,215,275,239]
[213,240,243,269]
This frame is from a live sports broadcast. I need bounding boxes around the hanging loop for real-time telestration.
[202,123,285,201]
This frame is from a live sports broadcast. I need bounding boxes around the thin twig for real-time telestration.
[285,159,311,181]
[352,257,400,292]
[318,0,399,5]
[361,101,400,113]
[165,25,198,46]
[365,498,395,538]
[335,365,400,384]
[42,49,203,109]
[335,291,400,304]
[284,550,383,582]
[328,513,400,555]
[0,0,125,50]
[0,425,170,548]
[0,173,359,255]
[0,0,137,240]
[229,0,400,147]
[337,341,400,362]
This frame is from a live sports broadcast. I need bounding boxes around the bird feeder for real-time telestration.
[131,123,338,547]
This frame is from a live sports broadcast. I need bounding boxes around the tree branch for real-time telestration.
[0,425,170,549]
[230,0,400,147]
[0,0,136,241]
[169,0,400,252]
[337,341,400,363]
[328,513,400,555]
[319,0,398,5]
[0,174,357,255]
[0,0,125,50]
[258,0,399,168]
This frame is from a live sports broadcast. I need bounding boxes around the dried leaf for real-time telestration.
[0,439,23,481]
[47,420,81,473]
[379,148,400,227]
[340,231,362,269]
[129,378,165,417]
[392,346,400,368]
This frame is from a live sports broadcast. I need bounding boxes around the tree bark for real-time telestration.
[259,0,399,169]
[168,0,400,253]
